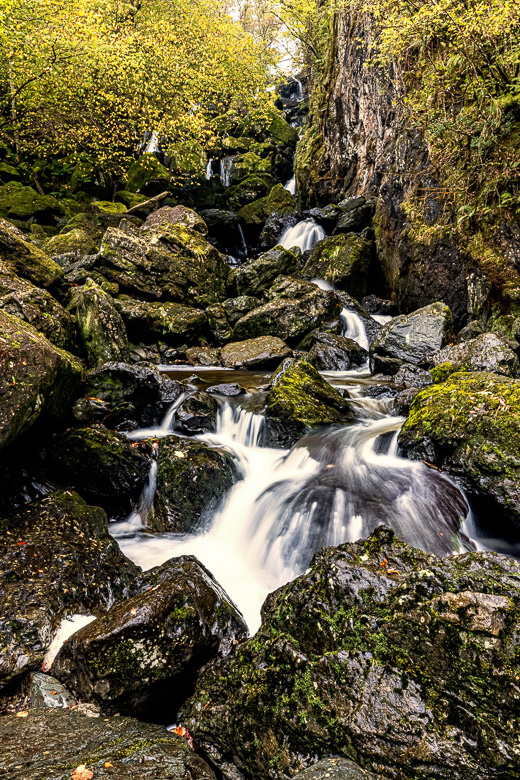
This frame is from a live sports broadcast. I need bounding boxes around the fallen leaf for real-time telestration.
[71,765,94,780]
[104,762,113,768]
[15,711,28,718]
[174,724,194,750]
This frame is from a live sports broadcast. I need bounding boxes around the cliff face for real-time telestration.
[297,10,486,328]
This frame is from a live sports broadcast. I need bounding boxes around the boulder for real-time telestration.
[186,346,222,366]
[0,182,66,225]
[293,759,380,780]
[264,360,354,447]
[393,363,433,388]
[399,371,520,528]
[207,383,246,396]
[143,205,208,235]
[370,302,453,374]
[25,672,76,710]
[258,212,300,252]
[199,209,244,257]
[52,556,247,718]
[68,279,129,366]
[206,302,233,344]
[48,426,150,520]
[432,333,520,378]
[151,436,239,532]
[221,336,292,369]
[238,184,296,225]
[233,289,341,345]
[222,295,261,325]
[180,527,520,780]
[0,707,216,780]
[267,275,319,300]
[114,297,206,346]
[0,217,62,287]
[307,332,368,370]
[125,153,171,194]
[45,228,98,258]
[0,490,138,684]
[0,311,83,450]
[234,246,300,298]
[303,234,372,299]
[174,391,218,435]
[229,152,272,185]
[222,174,276,211]
[334,196,374,234]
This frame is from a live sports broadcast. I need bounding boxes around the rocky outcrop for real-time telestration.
[68,278,129,366]
[221,336,292,369]
[431,332,520,378]
[303,234,371,300]
[180,526,520,780]
[52,556,247,718]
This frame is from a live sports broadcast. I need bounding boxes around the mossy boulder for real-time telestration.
[431,332,520,378]
[0,183,66,224]
[222,295,261,325]
[229,152,272,185]
[52,555,247,718]
[0,218,63,287]
[303,234,372,300]
[264,359,354,447]
[114,296,206,346]
[151,435,240,532]
[234,246,300,298]
[0,162,20,183]
[222,174,276,211]
[174,391,218,435]
[0,490,139,684]
[91,200,127,215]
[68,278,129,367]
[180,526,520,780]
[144,204,208,235]
[307,332,368,370]
[0,311,83,450]
[45,228,98,258]
[238,184,296,225]
[266,108,299,146]
[114,189,148,209]
[125,154,170,194]
[399,371,520,528]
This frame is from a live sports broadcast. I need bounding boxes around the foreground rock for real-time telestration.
[264,360,354,447]
[151,436,239,532]
[399,371,520,528]
[0,708,216,780]
[0,491,138,684]
[52,556,247,718]
[0,310,83,450]
[180,527,520,780]
[221,336,292,369]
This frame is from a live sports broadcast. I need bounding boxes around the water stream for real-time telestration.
[279,219,326,252]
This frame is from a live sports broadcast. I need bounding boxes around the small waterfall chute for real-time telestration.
[291,76,304,102]
[125,391,191,441]
[220,156,235,187]
[205,158,214,180]
[279,219,326,252]
[340,307,370,352]
[284,176,296,196]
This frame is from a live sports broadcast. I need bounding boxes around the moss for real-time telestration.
[430,361,455,383]
[45,228,98,256]
[125,154,170,193]
[303,233,372,299]
[91,200,127,214]
[0,182,66,223]
[223,174,276,211]
[238,184,296,224]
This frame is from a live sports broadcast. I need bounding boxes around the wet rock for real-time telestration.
[180,526,520,780]
[293,758,380,780]
[222,174,276,211]
[174,391,218,435]
[0,707,216,779]
[455,319,484,343]
[268,275,319,300]
[234,246,300,298]
[393,363,432,388]
[234,289,341,345]
[186,346,222,366]
[264,359,354,447]
[335,291,382,345]
[151,436,240,533]
[0,311,83,450]
[306,204,343,230]
[68,278,129,366]
[370,302,453,374]
[207,383,246,396]
[206,302,233,344]
[114,297,206,346]
[52,556,247,718]
[143,205,208,235]
[26,672,76,710]
[399,371,520,528]
[361,294,397,316]
[221,336,292,369]
[238,183,296,225]
[307,332,368,370]
[222,295,261,325]
[394,387,421,415]
[48,426,150,520]
[303,234,372,299]
[45,228,98,258]
[0,217,63,287]
[0,490,138,684]
[432,332,520,378]
[259,212,300,251]
[334,195,374,234]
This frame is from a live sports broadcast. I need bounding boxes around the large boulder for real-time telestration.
[143,204,208,234]
[0,182,66,225]
[370,302,453,374]
[45,227,99,258]
[234,290,341,345]
[48,426,150,520]
[151,436,239,532]
[180,527,520,780]
[431,332,520,378]
[0,491,139,684]
[229,151,272,185]
[238,184,296,226]
[0,707,216,780]
[303,234,372,300]
[307,332,368,370]
[293,759,380,780]
[234,246,300,298]
[0,217,63,287]
[222,295,261,325]
[52,556,247,718]
[222,174,276,211]
[221,336,292,369]
[399,371,520,528]
[174,392,218,435]
[0,311,83,450]
[114,297,206,346]
[68,278,129,366]
[264,360,354,447]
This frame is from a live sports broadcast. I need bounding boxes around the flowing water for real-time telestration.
[284,176,297,196]
[220,156,235,188]
[111,307,479,633]
[205,159,214,180]
[279,219,326,252]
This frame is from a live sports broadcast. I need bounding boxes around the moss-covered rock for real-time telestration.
[0,490,139,684]
[222,295,261,325]
[0,183,66,224]
[144,204,208,235]
[68,279,129,367]
[399,371,520,528]
[0,310,82,450]
[174,391,218,435]
[431,332,520,378]
[229,152,272,185]
[114,189,148,209]
[221,336,292,369]
[125,154,170,194]
[114,296,206,346]
[238,184,296,225]
[45,228,98,257]
[180,526,520,780]
[264,359,354,447]
[151,435,239,532]
[222,174,276,211]
[0,218,63,287]
[51,555,247,718]
[234,246,300,298]
[266,109,299,146]
[303,234,372,300]
[0,162,20,183]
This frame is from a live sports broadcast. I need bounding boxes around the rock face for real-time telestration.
[52,556,247,718]
[180,527,520,780]
[399,371,520,528]
[0,707,216,780]
[303,234,372,300]
[431,332,520,378]
[221,336,292,369]
[264,360,354,447]
[0,491,138,684]
[0,310,83,450]
[293,758,380,780]
[69,278,129,366]
[151,436,239,532]
[370,302,452,374]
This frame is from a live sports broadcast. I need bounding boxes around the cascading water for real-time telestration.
[205,158,214,180]
[340,308,370,352]
[279,219,326,252]
[220,156,235,187]
[284,176,296,196]
[291,76,304,102]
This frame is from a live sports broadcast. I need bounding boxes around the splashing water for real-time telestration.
[220,156,235,187]
[284,176,296,196]
[279,219,326,252]
[340,308,370,351]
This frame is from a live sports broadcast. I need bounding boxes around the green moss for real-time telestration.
[125,154,170,192]
[238,184,296,224]
[430,361,455,383]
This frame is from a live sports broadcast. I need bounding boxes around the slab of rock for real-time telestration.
[186,346,222,366]
[0,491,139,684]
[114,296,206,346]
[68,278,129,366]
[234,246,300,297]
[221,336,292,369]
[432,332,520,378]
[180,526,520,780]
[0,217,63,287]
[52,556,247,718]
[0,310,83,450]
[174,391,218,435]
[143,205,208,235]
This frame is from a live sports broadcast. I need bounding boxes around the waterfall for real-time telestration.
[284,176,296,196]
[143,131,160,154]
[238,224,248,257]
[291,76,304,102]
[125,391,190,441]
[220,156,235,187]
[279,219,326,252]
[205,158,214,180]
[340,308,370,351]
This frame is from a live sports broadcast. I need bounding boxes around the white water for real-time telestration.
[279,219,326,252]
[143,131,160,154]
[43,615,96,670]
[291,76,304,102]
[284,176,296,196]
[220,156,235,187]
[125,392,190,441]
[205,159,214,180]
[340,308,370,351]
